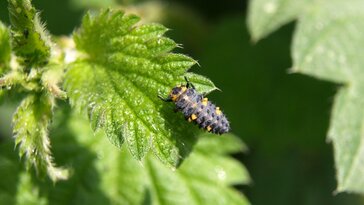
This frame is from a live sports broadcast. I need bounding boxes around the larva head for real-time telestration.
[169,85,187,102]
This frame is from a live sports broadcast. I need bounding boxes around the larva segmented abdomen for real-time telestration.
[175,88,230,134]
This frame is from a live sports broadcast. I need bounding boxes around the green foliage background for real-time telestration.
[1,0,364,205]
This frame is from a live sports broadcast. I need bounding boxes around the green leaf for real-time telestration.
[12,94,69,182]
[93,132,250,205]
[248,0,364,194]
[56,111,250,205]
[247,0,311,41]
[0,106,250,204]
[0,22,11,74]
[65,9,217,167]
[292,0,364,193]
[144,133,250,205]
[8,0,51,68]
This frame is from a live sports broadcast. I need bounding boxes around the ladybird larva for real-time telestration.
[159,77,230,134]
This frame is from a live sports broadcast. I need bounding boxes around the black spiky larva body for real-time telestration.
[159,78,230,134]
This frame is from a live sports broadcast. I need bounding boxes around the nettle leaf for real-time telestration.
[12,94,68,182]
[144,133,250,205]
[8,0,51,67]
[248,0,364,193]
[64,9,217,167]
[0,22,11,74]
[0,108,250,204]
[56,112,250,205]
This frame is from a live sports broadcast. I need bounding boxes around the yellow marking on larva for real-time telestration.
[181,86,187,93]
[215,107,222,115]
[207,126,212,132]
[170,86,187,102]
[171,94,178,101]
[188,117,192,122]
[202,97,208,106]
[191,114,197,120]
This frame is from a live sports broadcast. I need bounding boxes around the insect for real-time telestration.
[159,77,230,134]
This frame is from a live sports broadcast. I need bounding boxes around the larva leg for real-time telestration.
[158,94,172,102]
[184,76,195,89]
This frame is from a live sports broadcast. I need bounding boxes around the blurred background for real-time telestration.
[1,0,364,204]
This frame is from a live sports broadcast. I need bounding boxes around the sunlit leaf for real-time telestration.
[65,9,217,167]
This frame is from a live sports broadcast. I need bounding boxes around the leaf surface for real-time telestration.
[65,9,217,167]
[144,133,250,205]
[59,112,250,205]
[0,106,250,205]
[247,0,310,41]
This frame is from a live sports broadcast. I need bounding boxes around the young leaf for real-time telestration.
[8,0,51,68]
[12,94,68,182]
[248,0,364,194]
[0,22,11,74]
[64,9,217,167]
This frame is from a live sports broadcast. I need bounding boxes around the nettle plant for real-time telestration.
[0,0,250,204]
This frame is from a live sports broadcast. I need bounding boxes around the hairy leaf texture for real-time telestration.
[8,0,51,67]
[12,94,68,181]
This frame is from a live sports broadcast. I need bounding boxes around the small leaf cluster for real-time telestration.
[1,0,68,182]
